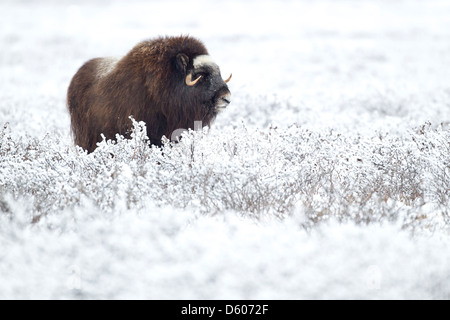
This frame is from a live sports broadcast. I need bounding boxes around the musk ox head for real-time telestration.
[67,35,231,153]
[179,54,231,113]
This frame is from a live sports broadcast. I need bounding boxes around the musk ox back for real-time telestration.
[67,35,231,153]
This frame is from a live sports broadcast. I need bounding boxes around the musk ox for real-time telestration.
[67,35,231,153]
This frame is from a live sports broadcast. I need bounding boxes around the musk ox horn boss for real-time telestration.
[67,35,231,153]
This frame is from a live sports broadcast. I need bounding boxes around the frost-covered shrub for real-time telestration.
[0,120,449,231]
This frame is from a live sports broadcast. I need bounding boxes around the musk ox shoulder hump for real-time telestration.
[95,57,120,79]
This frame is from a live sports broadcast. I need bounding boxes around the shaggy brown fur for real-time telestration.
[67,35,230,153]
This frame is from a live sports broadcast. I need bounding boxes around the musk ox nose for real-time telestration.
[217,92,231,110]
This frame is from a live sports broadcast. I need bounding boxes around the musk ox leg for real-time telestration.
[67,58,104,153]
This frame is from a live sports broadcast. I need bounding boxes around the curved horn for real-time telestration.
[186,73,202,86]
[224,73,232,83]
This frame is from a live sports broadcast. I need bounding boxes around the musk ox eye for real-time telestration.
[195,72,207,79]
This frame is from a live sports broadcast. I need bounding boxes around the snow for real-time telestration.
[1,0,450,299]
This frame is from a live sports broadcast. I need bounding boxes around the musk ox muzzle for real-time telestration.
[67,36,232,153]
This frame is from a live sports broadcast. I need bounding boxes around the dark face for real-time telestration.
[177,53,231,118]
[189,55,231,115]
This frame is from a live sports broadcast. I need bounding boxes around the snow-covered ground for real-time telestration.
[1,0,450,299]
